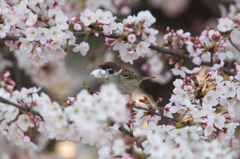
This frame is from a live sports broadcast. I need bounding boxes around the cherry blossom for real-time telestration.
[0,24,10,38]
[0,0,240,158]
[73,41,90,56]
[217,17,234,32]
[17,114,34,131]
[26,12,37,26]
[80,9,96,26]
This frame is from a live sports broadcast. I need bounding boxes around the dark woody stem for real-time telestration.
[1,32,236,76]
[0,96,43,119]
[132,104,187,124]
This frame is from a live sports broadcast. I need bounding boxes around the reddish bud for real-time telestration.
[166,26,170,32]
[3,71,10,78]
[147,118,154,123]
[157,98,162,103]
[143,96,148,101]
[95,33,99,37]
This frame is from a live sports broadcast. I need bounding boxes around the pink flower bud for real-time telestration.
[3,71,10,78]
[147,118,154,123]
[187,85,193,91]
[8,80,15,86]
[95,33,99,37]
[22,17,27,21]
[26,103,31,108]
[157,98,162,103]
[127,101,133,105]
[71,17,77,21]
[206,83,211,88]
[45,43,52,50]
[36,47,42,55]
[141,63,148,72]
[166,26,170,32]
[136,32,141,36]
[143,96,148,101]
[207,71,214,76]
[6,85,13,92]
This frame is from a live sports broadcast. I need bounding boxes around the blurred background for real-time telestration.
[0,0,237,158]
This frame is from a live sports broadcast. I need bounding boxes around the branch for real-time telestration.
[132,104,187,125]
[1,33,236,76]
[229,37,240,52]
[118,125,144,150]
[0,96,43,119]
[0,36,20,41]
[95,32,236,76]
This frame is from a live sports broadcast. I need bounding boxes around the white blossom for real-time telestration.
[80,9,96,26]
[25,27,37,41]
[217,17,234,32]
[0,24,10,38]
[26,12,37,26]
[17,114,34,131]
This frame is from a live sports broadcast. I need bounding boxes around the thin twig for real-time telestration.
[118,125,144,150]
[132,104,187,124]
[229,38,240,52]
[0,36,20,41]
[1,33,236,76]
[95,32,236,76]
[0,96,43,118]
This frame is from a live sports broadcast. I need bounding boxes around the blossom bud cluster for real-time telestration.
[163,27,233,68]
[162,0,240,76]
[0,71,15,93]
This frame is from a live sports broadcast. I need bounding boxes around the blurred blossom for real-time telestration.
[147,0,190,17]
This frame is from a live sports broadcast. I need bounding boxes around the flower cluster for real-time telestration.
[0,71,15,93]
[71,9,158,64]
[163,27,233,77]
[0,81,127,149]
[161,4,240,77]
[1,0,240,158]
[0,0,76,65]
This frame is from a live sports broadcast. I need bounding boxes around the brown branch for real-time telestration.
[95,32,235,76]
[229,37,240,52]
[1,33,236,76]
[0,36,20,41]
[0,96,43,119]
[118,125,144,150]
[132,104,187,124]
